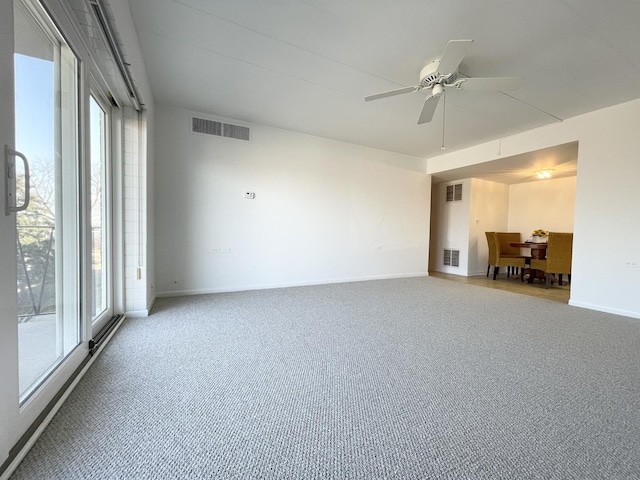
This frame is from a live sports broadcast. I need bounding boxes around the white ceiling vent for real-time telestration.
[192,117,250,141]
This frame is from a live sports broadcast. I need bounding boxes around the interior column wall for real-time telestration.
[429,179,471,275]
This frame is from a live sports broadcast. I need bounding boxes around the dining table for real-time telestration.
[510,241,548,283]
[510,242,547,259]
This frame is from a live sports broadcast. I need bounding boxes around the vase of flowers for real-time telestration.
[531,229,549,243]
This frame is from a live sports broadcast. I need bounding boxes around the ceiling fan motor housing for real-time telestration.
[420,60,456,88]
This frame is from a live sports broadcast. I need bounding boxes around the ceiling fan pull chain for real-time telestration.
[441,91,446,150]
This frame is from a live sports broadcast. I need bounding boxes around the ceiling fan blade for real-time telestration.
[364,85,419,102]
[417,95,440,124]
[456,76,523,91]
[437,39,474,74]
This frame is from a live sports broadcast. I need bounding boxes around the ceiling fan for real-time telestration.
[365,39,523,125]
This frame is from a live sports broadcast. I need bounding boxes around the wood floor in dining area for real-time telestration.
[429,270,571,303]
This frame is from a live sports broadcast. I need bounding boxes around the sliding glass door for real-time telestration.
[13,0,81,401]
[89,94,113,328]
[0,0,18,462]
[2,0,124,468]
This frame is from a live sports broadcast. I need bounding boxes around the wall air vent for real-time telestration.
[223,123,251,141]
[192,117,250,141]
[192,117,222,136]
[443,249,460,267]
[446,183,462,202]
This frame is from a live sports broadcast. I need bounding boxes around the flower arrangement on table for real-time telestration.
[531,229,549,237]
[530,228,549,243]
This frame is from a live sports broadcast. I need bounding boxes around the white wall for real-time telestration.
[508,176,576,240]
[154,104,430,295]
[429,179,471,275]
[469,178,510,275]
[429,178,509,276]
[427,99,640,319]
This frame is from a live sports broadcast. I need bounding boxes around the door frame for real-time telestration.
[88,86,115,334]
[0,0,19,465]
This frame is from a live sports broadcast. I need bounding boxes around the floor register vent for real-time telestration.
[192,117,251,141]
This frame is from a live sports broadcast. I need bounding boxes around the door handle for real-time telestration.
[4,144,30,216]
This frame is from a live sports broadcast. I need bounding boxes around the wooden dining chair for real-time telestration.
[485,232,527,280]
[530,232,573,288]
[496,232,530,278]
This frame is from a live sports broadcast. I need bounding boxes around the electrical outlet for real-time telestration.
[624,260,640,268]
[244,191,255,199]
[371,245,382,251]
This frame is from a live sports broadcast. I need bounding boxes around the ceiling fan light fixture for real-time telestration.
[536,169,553,179]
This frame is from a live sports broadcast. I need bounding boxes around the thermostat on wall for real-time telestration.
[244,191,255,199]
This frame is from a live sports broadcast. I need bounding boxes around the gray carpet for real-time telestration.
[11,277,640,479]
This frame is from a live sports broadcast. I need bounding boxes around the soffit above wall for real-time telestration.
[430,142,578,185]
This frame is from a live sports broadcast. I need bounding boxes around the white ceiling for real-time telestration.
[126,0,640,162]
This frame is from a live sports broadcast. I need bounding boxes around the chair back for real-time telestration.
[496,232,522,255]
[485,232,497,264]
[546,232,573,274]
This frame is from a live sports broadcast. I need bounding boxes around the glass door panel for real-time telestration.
[14,0,81,400]
[90,95,109,322]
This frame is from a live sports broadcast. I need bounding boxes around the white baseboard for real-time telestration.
[568,300,640,320]
[156,272,428,298]
[468,270,488,277]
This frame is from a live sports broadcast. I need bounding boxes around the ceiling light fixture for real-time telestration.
[536,169,553,179]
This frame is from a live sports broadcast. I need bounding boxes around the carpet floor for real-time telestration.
[11,277,640,479]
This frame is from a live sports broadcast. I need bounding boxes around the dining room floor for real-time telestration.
[428,270,571,304]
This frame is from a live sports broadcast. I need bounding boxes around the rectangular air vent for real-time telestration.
[446,183,462,202]
[192,117,222,136]
[443,249,460,267]
[223,123,251,141]
[192,117,250,141]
